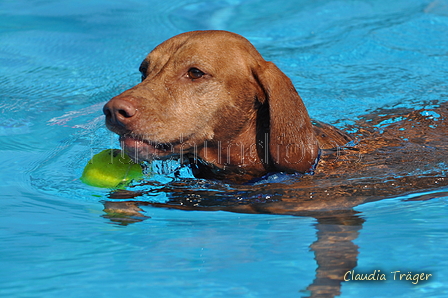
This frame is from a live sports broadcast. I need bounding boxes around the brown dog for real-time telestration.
[103,30,351,182]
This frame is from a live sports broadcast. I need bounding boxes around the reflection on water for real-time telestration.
[305,212,364,298]
[101,101,447,297]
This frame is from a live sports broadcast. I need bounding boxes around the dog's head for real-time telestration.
[103,30,318,175]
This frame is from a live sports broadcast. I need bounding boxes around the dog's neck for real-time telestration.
[197,120,267,170]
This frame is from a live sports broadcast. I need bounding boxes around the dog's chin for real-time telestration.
[119,135,177,162]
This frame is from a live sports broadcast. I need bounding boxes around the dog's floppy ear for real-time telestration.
[254,61,319,173]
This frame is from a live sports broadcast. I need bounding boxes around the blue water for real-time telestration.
[1,0,448,297]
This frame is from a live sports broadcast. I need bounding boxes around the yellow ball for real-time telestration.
[80,149,143,188]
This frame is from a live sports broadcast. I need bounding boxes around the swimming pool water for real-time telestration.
[1,0,447,297]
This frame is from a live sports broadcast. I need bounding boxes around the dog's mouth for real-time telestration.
[119,135,179,162]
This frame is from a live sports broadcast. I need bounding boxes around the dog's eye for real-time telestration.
[139,68,147,81]
[139,62,148,81]
[187,68,205,80]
